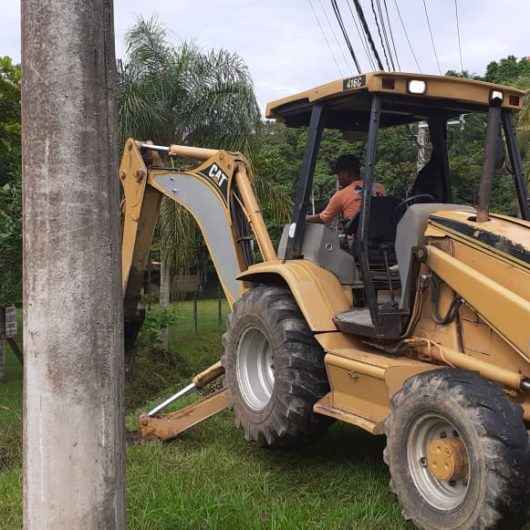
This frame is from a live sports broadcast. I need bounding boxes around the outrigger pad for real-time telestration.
[139,388,231,441]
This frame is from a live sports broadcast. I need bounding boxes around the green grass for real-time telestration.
[0,300,411,529]
[0,344,22,528]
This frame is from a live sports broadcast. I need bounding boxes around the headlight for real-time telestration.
[408,80,427,95]
[490,90,504,104]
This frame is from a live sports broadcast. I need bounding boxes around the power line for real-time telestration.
[393,0,421,72]
[375,0,396,70]
[454,0,464,73]
[330,0,362,74]
[317,0,351,73]
[422,0,442,74]
[352,0,385,71]
[383,0,401,70]
[346,0,377,71]
[370,0,392,70]
[307,0,344,77]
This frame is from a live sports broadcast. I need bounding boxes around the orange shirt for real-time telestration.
[319,180,385,224]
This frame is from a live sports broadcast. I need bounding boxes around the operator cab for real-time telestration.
[268,72,528,339]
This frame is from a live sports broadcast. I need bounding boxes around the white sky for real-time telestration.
[1,1,529,110]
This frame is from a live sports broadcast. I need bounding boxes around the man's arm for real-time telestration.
[315,191,341,224]
[306,213,324,224]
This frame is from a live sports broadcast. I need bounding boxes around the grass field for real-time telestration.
[1,300,413,529]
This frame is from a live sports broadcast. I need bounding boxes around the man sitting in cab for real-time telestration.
[306,154,384,225]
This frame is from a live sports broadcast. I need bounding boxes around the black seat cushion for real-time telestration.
[348,196,401,268]
[344,196,401,240]
[366,196,401,244]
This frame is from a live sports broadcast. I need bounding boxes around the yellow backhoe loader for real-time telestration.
[121,72,530,530]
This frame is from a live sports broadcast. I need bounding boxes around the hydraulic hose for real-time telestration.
[431,273,462,325]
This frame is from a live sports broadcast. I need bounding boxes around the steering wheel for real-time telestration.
[395,193,436,216]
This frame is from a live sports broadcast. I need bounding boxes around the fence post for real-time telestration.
[0,305,19,380]
[218,288,222,328]
[0,338,5,383]
[193,291,199,334]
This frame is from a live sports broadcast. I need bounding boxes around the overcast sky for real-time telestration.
[1,1,529,110]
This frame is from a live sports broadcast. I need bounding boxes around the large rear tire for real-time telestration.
[222,285,331,448]
[384,369,529,530]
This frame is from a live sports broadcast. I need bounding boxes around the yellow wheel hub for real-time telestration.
[426,437,468,482]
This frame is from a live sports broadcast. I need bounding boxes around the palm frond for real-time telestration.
[119,18,287,277]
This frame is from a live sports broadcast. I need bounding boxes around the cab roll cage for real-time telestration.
[285,93,529,333]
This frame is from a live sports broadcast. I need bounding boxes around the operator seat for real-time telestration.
[346,196,401,247]
[347,195,402,277]
[341,195,403,306]
[362,196,401,258]
[335,203,473,339]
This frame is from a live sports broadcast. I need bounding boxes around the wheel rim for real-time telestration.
[407,413,470,511]
[236,326,274,411]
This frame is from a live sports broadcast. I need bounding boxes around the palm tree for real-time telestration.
[119,17,256,309]
[118,17,291,318]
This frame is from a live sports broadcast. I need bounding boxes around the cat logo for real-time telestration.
[204,163,229,199]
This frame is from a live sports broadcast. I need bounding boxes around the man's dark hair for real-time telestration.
[331,154,360,176]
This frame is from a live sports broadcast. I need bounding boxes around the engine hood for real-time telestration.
[428,209,530,268]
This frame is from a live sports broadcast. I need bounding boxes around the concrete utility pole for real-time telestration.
[21,1,125,528]
[416,121,432,173]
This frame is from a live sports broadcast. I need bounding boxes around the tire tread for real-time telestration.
[222,285,330,448]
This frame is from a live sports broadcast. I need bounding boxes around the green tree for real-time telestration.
[118,17,290,308]
[485,56,530,84]
[0,57,21,304]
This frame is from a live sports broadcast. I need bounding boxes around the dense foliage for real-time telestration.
[485,56,530,85]
[0,57,21,305]
[119,17,269,289]
[1,48,530,304]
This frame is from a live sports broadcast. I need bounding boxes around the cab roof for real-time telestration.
[265,72,526,131]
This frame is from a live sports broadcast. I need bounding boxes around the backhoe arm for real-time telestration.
[119,138,276,353]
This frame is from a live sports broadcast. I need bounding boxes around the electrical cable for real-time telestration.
[352,0,385,71]
[383,0,401,70]
[454,0,464,73]
[375,0,396,70]
[330,0,362,74]
[431,274,462,325]
[317,0,352,73]
[422,0,442,74]
[307,0,344,77]
[346,0,376,71]
[392,0,421,72]
[370,0,392,70]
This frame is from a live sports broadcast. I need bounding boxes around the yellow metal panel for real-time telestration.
[327,363,389,425]
[313,394,381,434]
[314,330,362,351]
[429,210,530,263]
[413,279,461,352]
[314,342,436,434]
[426,244,530,362]
[266,72,525,118]
[139,389,231,441]
[237,260,351,332]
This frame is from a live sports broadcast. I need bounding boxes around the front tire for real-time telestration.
[384,369,529,530]
[222,285,331,448]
